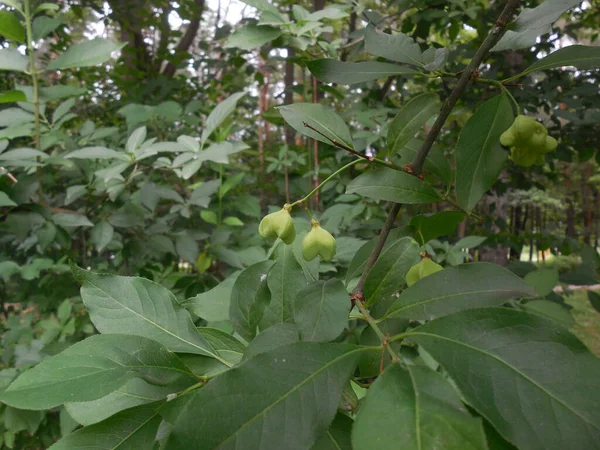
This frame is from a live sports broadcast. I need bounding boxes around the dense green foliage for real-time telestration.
[0,0,599,448]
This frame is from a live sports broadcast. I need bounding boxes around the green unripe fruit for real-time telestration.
[501,115,557,167]
[499,129,516,147]
[258,206,296,245]
[512,115,540,140]
[544,136,558,152]
[510,147,539,167]
[405,257,443,287]
[302,220,336,261]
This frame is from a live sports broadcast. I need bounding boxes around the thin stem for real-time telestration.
[302,122,406,173]
[24,0,41,150]
[290,159,360,208]
[354,299,401,363]
[410,0,521,173]
[477,78,521,115]
[218,164,223,226]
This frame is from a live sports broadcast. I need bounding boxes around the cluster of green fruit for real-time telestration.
[258,206,336,261]
[500,115,557,167]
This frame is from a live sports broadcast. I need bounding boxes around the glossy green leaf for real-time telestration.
[162,342,364,450]
[307,59,417,85]
[66,378,190,426]
[312,413,353,450]
[363,237,420,306]
[0,89,26,103]
[407,308,600,450]
[243,323,299,360]
[49,402,164,450]
[261,244,308,329]
[388,93,439,154]
[201,92,245,148]
[278,103,353,148]
[379,263,535,321]
[0,191,16,206]
[47,38,125,70]
[230,261,273,342]
[0,11,24,43]
[346,227,413,284]
[352,364,487,450]
[224,24,281,50]
[347,168,441,204]
[90,220,113,252]
[72,266,227,363]
[0,47,28,72]
[364,25,423,67]
[294,279,350,342]
[0,334,192,410]
[455,94,513,212]
[515,45,600,79]
[410,211,465,245]
[52,213,94,228]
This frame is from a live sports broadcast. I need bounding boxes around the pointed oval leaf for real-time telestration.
[47,38,125,70]
[352,364,487,450]
[0,48,28,72]
[49,402,164,450]
[0,11,25,43]
[388,93,439,154]
[201,92,245,147]
[72,266,228,364]
[363,237,420,306]
[162,342,364,450]
[364,25,423,67]
[0,334,192,410]
[278,103,353,149]
[294,279,351,342]
[516,45,600,79]
[0,191,16,206]
[224,24,281,50]
[65,146,127,160]
[307,59,417,85]
[51,212,94,228]
[379,263,535,321]
[347,168,441,204]
[407,308,600,450]
[455,94,513,212]
[229,260,274,342]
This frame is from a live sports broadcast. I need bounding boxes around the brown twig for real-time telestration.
[350,0,521,302]
[1,168,17,183]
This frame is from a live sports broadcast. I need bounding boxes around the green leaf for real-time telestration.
[455,94,513,212]
[0,48,28,72]
[524,268,559,297]
[352,364,487,450]
[364,24,423,67]
[0,1,22,12]
[359,316,407,378]
[52,212,94,228]
[200,209,218,224]
[0,334,192,410]
[0,11,24,43]
[49,402,164,450]
[0,89,26,103]
[522,299,574,327]
[126,126,146,153]
[410,211,465,245]
[162,342,364,449]
[183,271,240,322]
[406,308,600,450]
[0,191,16,206]
[278,103,353,149]
[363,237,420,306]
[90,220,113,252]
[243,323,299,360]
[513,0,580,32]
[454,235,487,249]
[347,168,442,204]
[65,146,127,160]
[307,59,417,85]
[72,266,227,363]
[261,244,308,329]
[588,291,600,313]
[197,328,245,366]
[66,378,186,426]
[421,47,449,71]
[312,413,353,450]
[388,93,439,154]
[223,216,244,226]
[229,261,274,342]
[34,2,59,14]
[224,24,281,50]
[201,91,245,147]
[4,407,43,434]
[379,263,535,321]
[32,15,61,41]
[516,45,600,78]
[293,279,351,342]
[47,38,125,70]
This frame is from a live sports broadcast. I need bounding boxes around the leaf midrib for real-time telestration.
[407,331,600,431]
[214,347,365,449]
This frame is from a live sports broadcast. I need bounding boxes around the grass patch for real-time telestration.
[564,290,600,356]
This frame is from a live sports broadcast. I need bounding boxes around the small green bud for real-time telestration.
[405,257,443,287]
[258,206,296,245]
[302,220,336,261]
